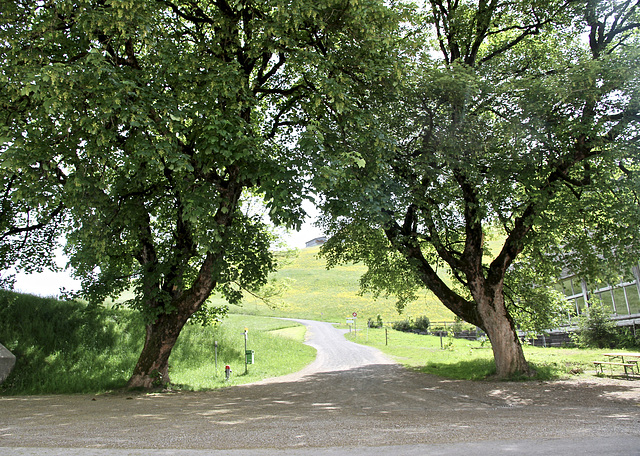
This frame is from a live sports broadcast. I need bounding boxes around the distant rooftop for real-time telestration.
[305,236,327,248]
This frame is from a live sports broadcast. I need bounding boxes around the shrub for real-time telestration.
[573,302,618,349]
[367,315,383,328]
[413,316,430,332]
[391,316,430,333]
[392,319,413,332]
[617,327,640,349]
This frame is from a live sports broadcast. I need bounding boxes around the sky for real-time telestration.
[11,202,325,298]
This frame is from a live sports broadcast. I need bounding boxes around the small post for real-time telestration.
[214,341,218,371]
[225,365,232,380]
[385,328,388,346]
[352,312,358,340]
[243,328,248,375]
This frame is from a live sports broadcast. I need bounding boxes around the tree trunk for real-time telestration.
[126,310,191,389]
[126,249,221,389]
[476,289,531,378]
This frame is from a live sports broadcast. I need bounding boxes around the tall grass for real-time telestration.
[0,289,143,394]
[0,290,315,395]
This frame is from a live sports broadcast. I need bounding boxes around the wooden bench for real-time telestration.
[593,361,636,378]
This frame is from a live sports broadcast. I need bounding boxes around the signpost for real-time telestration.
[352,312,357,339]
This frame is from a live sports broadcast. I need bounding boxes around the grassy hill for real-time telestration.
[221,246,457,325]
[0,289,316,394]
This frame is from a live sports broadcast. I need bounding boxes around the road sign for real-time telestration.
[352,312,357,317]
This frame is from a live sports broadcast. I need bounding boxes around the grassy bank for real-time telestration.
[345,327,614,380]
[0,290,315,395]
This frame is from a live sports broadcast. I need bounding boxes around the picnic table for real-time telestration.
[604,353,640,372]
[593,352,640,378]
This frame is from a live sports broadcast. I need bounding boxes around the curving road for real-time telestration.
[1,319,640,455]
[256,319,396,379]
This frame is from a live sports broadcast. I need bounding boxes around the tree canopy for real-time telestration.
[2,0,638,383]
[313,0,640,377]
[0,0,397,387]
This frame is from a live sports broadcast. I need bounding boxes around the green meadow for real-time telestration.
[221,246,457,324]
[1,247,456,395]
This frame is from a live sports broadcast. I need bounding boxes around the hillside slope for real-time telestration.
[223,247,456,324]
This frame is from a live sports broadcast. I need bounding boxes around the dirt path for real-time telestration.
[1,320,639,453]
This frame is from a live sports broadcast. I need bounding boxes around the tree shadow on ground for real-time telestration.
[2,361,639,449]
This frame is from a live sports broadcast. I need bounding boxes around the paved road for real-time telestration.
[1,319,640,455]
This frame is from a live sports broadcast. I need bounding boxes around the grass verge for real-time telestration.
[345,326,620,381]
[170,315,316,390]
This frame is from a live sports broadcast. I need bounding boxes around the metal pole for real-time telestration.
[214,341,218,371]
[244,330,248,375]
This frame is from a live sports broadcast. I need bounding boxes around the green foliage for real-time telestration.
[572,301,619,349]
[320,224,426,313]
[414,316,431,332]
[504,257,574,332]
[573,300,640,350]
[367,314,384,328]
[0,290,315,394]
[392,319,413,332]
[391,315,431,332]
[0,0,399,384]
[187,303,229,327]
[616,327,640,349]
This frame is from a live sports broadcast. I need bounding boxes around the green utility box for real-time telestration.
[245,350,255,365]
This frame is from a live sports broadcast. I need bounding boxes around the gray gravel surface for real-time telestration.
[1,319,639,455]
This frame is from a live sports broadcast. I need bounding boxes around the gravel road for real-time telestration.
[1,319,639,455]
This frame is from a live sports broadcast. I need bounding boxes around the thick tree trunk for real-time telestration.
[476,290,531,378]
[126,254,219,389]
[126,311,191,389]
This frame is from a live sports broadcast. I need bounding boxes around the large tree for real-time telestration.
[0,0,395,388]
[312,0,640,377]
